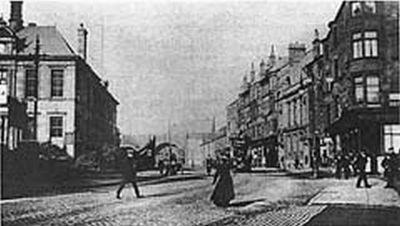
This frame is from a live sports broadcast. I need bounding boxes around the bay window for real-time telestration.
[352,31,378,59]
[354,74,380,104]
[364,31,378,57]
[352,33,363,59]
[354,76,364,102]
[366,76,379,103]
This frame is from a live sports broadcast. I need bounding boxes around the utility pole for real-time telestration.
[33,35,40,140]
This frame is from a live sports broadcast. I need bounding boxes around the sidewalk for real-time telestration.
[308,177,400,207]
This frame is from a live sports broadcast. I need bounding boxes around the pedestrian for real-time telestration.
[354,149,371,188]
[206,155,213,176]
[381,147,398,188]
[342,153,351,179]
[116,148,142,199]
[335,154,343,179]
[210,155,235,207]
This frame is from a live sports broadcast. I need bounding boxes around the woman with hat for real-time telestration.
[210,154,235,207]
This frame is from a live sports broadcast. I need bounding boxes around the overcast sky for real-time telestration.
[1,0,341,135]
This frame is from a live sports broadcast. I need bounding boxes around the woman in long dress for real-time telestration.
[210,155,234,207]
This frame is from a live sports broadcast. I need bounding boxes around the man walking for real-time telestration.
[116,148,142,199]
[354,149,371,188]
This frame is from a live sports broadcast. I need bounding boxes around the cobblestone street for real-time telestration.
[1,170,334,226]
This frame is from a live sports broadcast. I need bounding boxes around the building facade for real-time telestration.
[0,17,28,150]
[0,1,119,157]
[317,1,399,172]
[275,43,314,169]
[226,1,399,171]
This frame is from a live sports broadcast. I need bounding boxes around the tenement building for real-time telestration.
[0,1,119,157]
[275,43,314,170]
[318,1,399,172]
[227,47,283,168]
[226,1,399,171]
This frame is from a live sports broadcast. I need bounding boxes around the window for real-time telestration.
[351,2,362,17]
[352,33,363,59]
[365,1,376,14]
[50,116,63,137]
[0,43,6,54]
[319,43,324,55]
[366,76,379,103]
[352,31,378,59]
[354,76,364,102]
[51,69,63,97]
[0,69,7,83]
[364,31,378,57]
[25,69,37,98]
[384,125,400,153]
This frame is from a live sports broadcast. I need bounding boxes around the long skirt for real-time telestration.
[210,174,234,207]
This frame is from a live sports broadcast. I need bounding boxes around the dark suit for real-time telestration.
[355,153,370,188]
[116,155,140,198]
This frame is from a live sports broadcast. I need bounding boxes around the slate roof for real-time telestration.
[16,26,75,56]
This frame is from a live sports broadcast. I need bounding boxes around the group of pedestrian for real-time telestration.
[334,147,399,189]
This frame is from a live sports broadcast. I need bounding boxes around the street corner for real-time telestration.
[308,177,400,207]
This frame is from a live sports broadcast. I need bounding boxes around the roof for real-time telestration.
[16,26,75,56]
[267,56,289,72]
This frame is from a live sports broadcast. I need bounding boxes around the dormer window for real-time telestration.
[351,2,362,17]
[365,1,376,14]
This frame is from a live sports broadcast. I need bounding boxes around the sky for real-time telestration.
[1,0,341,135]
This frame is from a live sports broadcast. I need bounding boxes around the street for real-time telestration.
[1,170,333,226]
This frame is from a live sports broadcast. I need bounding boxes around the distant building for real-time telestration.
[0,1,119,157]
[200,126,228,162]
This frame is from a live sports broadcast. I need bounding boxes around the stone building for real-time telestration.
[0,1,119,157]
[0,16,28,150]
[227,47,283,168]
[314,1,399,172]
[275,43,314,169]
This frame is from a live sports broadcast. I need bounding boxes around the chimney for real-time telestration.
[259,59,266,75]
[249,62,255,83]
[77,23,88,60]
[312,29,322,58]
[288,42,306,64]
[9,1,23,32]
[268,45,276,67]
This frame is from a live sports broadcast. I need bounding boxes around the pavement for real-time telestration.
[204,175,400,226]
[308,176,400,207]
